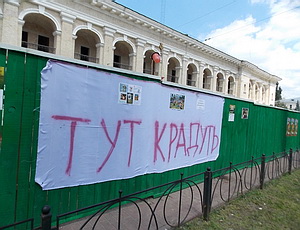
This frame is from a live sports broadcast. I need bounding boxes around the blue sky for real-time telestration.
[115,0,300,99]
[117,0,268,40]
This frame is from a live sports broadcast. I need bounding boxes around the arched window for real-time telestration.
[143,50,159,75]
[186,64,197,86]
[227,76,235,95]
[74,29,100,63]
[22,13,56,53]
[167,57,180,83]
[216,73,224,92]
[248,83,253,99]
[113,41,134,70]
[203,68,212,89]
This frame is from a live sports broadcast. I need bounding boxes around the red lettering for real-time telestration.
[97,119,121,173]
[174,123,187,158]
[206,126,212,155]
[211,126,219,153]
[198,126,208,155]
[123,120,142,167]
[52,115,91,176]
[168,123,178,162]
[187,122,200,157]
[154,121,166,163]
[197,125,219,155]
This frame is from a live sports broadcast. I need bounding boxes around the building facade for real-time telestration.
[0,0,281,105]
[278,97,300,110]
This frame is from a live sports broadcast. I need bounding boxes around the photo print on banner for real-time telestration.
[119,83,142,105]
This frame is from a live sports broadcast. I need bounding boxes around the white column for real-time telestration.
[251,80,256,101]
[1,1,20,46]
[135,38,146,73]
[96,42,104,64]
[258,82,263,103]
[224,71,230,94]
[264,85,270,105]
[53,31,62,55]
[160,47,170,82]
[181,56,188,85]
[235,73,242,97]
[60,12,76,58]
[198,62,205,89]
[129,52,136,71]
[102,27,116,66]
[212,66,219,92]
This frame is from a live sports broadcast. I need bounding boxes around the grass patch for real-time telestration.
[178,170,300,230]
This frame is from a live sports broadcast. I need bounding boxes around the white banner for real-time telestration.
[35,61,224,190]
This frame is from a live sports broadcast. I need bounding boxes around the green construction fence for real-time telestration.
[0,46,299,227]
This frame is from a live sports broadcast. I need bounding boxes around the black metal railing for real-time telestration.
[113,62,133,70]
[1,149,299,230]
[0,218,34,230]
[167,75,179,83]
[56,171,205,229]
[74,53,99,63]
[187,79,196,87]
[143,69,159,76]
[21,41,56,54]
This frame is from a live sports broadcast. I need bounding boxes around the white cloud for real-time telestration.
[203,0,300,99]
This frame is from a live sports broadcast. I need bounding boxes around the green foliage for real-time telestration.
[295,100,300,111]
[275,100,287,109]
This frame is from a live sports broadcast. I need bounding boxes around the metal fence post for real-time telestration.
[288,148,293,174]
[118,190,122,230]
[41,205,52,230]
[297,148,300,169]
[260,154,266,189]
[203,167,212,221]
[177,173,184,227]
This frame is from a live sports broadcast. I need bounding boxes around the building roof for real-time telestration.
[279,97,300,103]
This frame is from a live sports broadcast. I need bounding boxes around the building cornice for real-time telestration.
[240,60,282,83]
[4,0,20,7]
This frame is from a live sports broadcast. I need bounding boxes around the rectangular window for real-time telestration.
[38,35,49,52]
[21,31,28,48]
[80,46,89,61]
[187,74,192,86]
[114,55,121,68]
[171,70,177,83]
[243,84,247,94]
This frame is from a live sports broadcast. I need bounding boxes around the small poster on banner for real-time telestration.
[291,118,295,136]
[170,93,185,110]
[196,99,205,110]
[127,93,133,104]
[241,108,249,119]
[229,105,235,122]
[133,85,142,105]
[119,83,142,105]
[0,89,3,110]
[286,117,290,136]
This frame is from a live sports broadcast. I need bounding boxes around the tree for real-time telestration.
[275,100,287,109]
[295,100,300,111]
[275,82,282,101]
